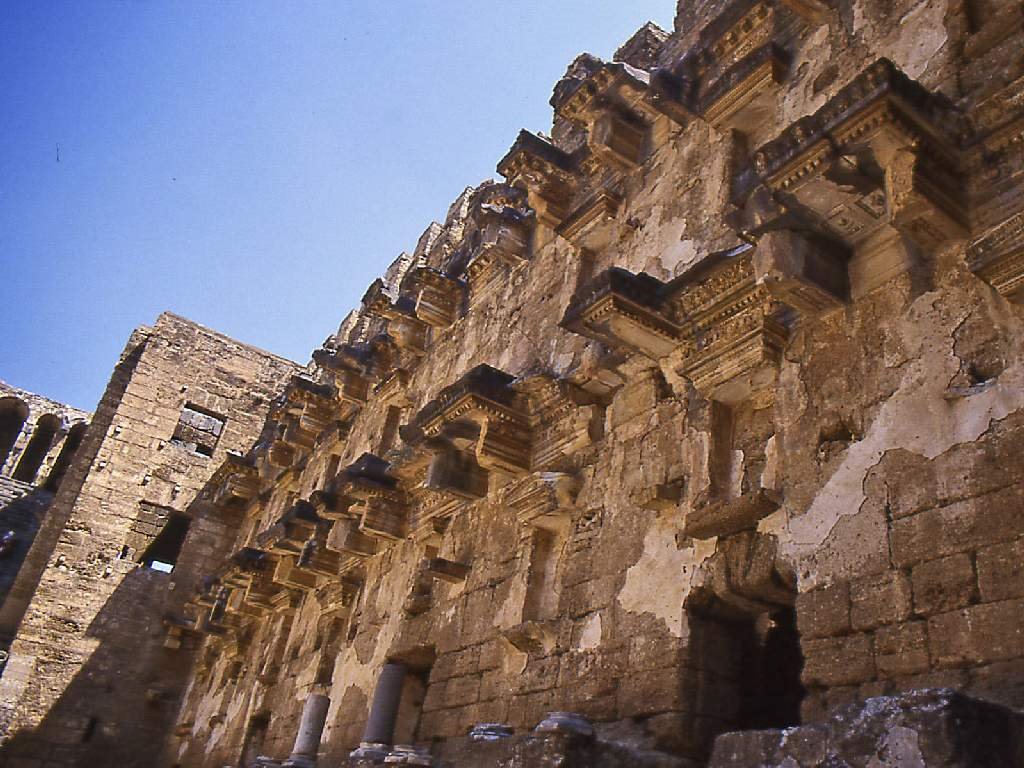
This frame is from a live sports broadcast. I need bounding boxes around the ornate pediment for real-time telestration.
[738,59,968,253]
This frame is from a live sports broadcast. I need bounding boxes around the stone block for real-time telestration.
[708,689,1024,767]
[891,485,1024,566]
[928,599,1024,668]
[874,621,930,678]
[911,553,977,616]
[977,537,1024,603]
[802,634,876,687]
[849,570,912,630]
[796,581,851,639]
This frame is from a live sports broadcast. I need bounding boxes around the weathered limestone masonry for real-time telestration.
[4,0,1024,765]
[0,313,301,767]
[144,0,1024,765]
[0,381,90,490]
[0,382,90,647]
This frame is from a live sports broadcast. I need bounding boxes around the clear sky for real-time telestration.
[1,1,675,412]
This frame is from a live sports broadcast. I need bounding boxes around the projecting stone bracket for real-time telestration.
[561,268,679,360]
[405,365,535,502]
[423,557,471,584]
[683,488,782,540]
[505,472,580,531]
[257,501,322,557]
[752,229,849,315]
[209,453,260,512]
[737,59,968,276]
[700,43,789,134]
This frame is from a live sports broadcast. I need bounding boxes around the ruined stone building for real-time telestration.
[1,0,1024,765]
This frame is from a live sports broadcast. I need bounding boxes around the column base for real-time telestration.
[350,742,390,761]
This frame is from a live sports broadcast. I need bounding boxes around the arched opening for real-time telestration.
[13,414,59,483]
[0,398,29,472]
[43,422,87,492]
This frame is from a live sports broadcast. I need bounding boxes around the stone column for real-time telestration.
[283,693,330,768]
[350,662,406,759]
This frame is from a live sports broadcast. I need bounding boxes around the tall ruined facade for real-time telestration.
[2,0,1024,766]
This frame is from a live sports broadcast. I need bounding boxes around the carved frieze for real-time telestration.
[740,59,968,255]
[667,248,790,403]
[968,210,1024,302]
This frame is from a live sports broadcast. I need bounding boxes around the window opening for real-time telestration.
[170,403,225,458]
[138,513,191,572]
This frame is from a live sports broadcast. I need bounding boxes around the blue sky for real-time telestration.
[1,1,675,411]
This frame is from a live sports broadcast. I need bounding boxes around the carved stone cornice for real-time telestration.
[553,56,690,160]
[739,59,968,252]
[324,454,412,541]
[272,554,319,591]
[459,185,535,301]
[374,368,412,406]
[556,188,624,250]
[256,501,321,557]
[666,248,790,403]
[399,267,466,329]
[514,375,601,469]
[408,365,533,477]
[312,345,372,408]
[700,42,788,132]
[505,472,581,531]
[497,130,580,229]
[209,453,260,512]
[361,281,429,356]
[561,268,680,360]
[967,211,1024,302]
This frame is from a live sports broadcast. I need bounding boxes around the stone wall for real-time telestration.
[158,0,1024,762]
[0,380,89,490]
[3,0,1024,766]
[0,313,300,768]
